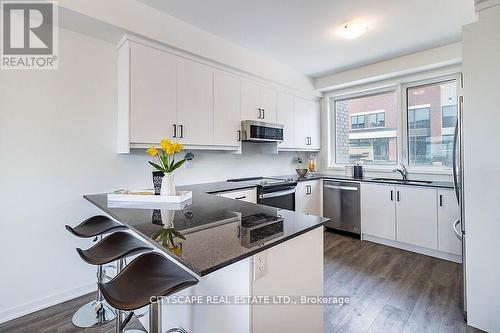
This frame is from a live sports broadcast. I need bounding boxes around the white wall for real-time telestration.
[0,28,300,323]
[314,43,462,92]
[57,0,315,95]
[462,4,500,332]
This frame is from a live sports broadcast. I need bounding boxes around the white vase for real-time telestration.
[160,173,176,196]
[161,209,175,227]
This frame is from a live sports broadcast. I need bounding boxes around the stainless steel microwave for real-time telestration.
[241,120,284,143]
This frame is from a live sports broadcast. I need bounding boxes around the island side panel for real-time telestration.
[252,227,324,333]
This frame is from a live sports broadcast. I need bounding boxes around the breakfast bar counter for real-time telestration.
[84,181,328,333]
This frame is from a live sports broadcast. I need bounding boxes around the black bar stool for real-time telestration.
[65,215,128,328]
[98,252,199,333]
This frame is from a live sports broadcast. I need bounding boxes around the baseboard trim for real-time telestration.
[0,283,96,324]
[362,234,462,263]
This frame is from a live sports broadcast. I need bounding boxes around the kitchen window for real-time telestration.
[334,91,397,165]
[407,80,457,167]
[328,73,460,172]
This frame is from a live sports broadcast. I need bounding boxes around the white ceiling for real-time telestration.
[137,0,475,78]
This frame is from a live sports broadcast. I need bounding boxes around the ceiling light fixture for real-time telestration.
[338,20,369,39]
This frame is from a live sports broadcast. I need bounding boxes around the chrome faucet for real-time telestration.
[392,163,408,181]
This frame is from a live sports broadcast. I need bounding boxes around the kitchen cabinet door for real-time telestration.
[293,97,311,149]
[295,180,322,216]
[213,70,241,146]
[259,86,277,123]
[218,188,257,203]
[177,58,214,145]
[308,101,321,150]
[437,189,461,255]
[129,42,177,143]
[396,186,438,249]
[241,80,261,121]
[277,92,295,148]
[361,183,396,240]
[293,97,320,150]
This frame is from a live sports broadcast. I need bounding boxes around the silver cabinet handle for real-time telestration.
[179,124,184,138]
[324,185,358,191]
[396,190,400,202]
[453,219,462,240]
[237,130,241,142]
[172,124,177,138]
[306,185,312,195]
[391,190,394,201]
[235,196,246,200]
[258,108,262,119]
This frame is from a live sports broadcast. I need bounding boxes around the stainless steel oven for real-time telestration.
[258,184,296,211]
[227,177,296,211]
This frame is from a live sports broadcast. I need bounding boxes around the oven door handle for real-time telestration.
[259,188,296,199]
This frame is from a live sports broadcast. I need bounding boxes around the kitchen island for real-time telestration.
[84,181,328,333]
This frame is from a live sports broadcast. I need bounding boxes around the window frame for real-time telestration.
[326,72,461,175]
[328,86,401,171]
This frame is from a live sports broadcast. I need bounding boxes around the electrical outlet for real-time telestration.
[254,252,267,280]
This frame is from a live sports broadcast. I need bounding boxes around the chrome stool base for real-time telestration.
[72,300,116,328]
[166,328,188,333]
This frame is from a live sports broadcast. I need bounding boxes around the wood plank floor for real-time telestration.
[323,232,481,333]
[0,232,481,333]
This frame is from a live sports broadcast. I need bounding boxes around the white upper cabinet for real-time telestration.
[241,80,261,121]
[177,58,214,145]
[437,189,461,255]
[276,92,295,148]
[213,70,241,147]
[396,186,438,250]
[259,86,277,123]
[308,101,321,150]
[241,80,277,122]
[117,37,318,153]
[129,42,177,143]
[361,183,396,240]
[294,97,320,150]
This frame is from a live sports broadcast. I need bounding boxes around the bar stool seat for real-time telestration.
[99,253,198,311]
[76,232,153,266]
[65,215,127,238]
[99,253,198,333]
[65,215,129,328]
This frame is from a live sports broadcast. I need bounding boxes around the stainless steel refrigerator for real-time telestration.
[452,93,466,320]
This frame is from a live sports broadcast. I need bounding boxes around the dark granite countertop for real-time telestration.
[84,181,328,277]
[279,173,454,189]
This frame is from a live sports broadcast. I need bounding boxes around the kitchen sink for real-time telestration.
[372,178,433,184]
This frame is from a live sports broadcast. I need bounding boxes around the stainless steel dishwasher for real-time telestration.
[323,180,360,235]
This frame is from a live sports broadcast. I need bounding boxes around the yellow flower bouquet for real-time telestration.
[147,139,190,196]
[147,139,186,173]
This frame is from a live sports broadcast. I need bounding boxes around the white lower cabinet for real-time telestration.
[361,183,396,240]
[295,180,322,216]
[396,186,438,250]
[437,189,462,255]
[361,183,461,261]
[217,188,257,204]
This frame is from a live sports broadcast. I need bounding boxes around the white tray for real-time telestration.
[107,190,192,203]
